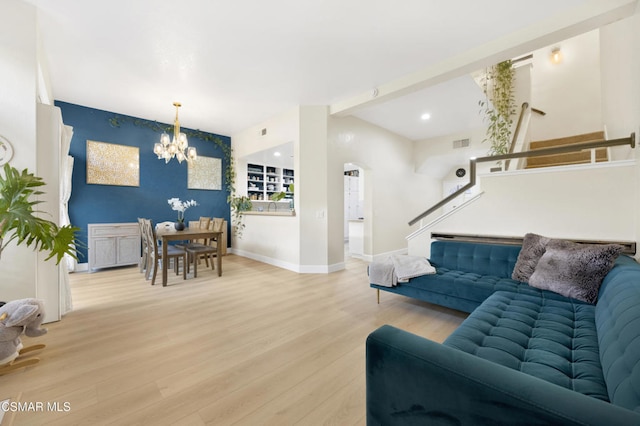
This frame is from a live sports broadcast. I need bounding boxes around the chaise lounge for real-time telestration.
[367,234,640,425]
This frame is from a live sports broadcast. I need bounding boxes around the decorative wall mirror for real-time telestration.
[0,135,14,165]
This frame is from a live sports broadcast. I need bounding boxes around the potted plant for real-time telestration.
[269,191,286,202]
[230,196,252,238]
[478,60,517,159]
[0,163,78,264]
[167,198,198,231]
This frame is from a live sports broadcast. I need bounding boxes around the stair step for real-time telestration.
[526,149,608,168]
[529,131,606,150]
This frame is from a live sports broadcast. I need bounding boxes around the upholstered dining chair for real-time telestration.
[185,218,225,278]
[143,218,188,285]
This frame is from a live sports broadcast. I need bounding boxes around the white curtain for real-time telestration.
[59,124,74,314]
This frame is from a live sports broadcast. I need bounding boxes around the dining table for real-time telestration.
[156,226,223,286]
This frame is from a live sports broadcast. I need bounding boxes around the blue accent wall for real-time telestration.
[56,101,231,263]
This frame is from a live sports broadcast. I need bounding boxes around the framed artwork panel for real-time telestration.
[86,140,139,187]
[188,156,222,190]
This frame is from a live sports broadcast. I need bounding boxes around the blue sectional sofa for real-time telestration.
[367,239,640,425]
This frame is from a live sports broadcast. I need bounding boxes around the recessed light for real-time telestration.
[273,152,281,157]
[421,113,431,121]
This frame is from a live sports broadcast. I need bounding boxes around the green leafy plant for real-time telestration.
[270,191,286,202]
[0,163,79,263]
[230,196,253,239]
[478,60,516,156]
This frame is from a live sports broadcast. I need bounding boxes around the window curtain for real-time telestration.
[59,124,74,314]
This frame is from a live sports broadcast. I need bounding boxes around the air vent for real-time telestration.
[452,138,470,149]
[261,128,267,136]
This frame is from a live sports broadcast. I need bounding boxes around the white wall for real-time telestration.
[529,30,603,141]
[231,108,301,269]
[600,13,640,156]
[414,127,492,179]
[409,162,638,258]
[298,106,331,270]
[0,1,39,301]
[232,108,299,160]
[0,1,62,322]
[599,13,640,246]
[233,106,335,272]
[328,116,438,261]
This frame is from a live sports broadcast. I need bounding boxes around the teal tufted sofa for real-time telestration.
[367,241,640,425]
[371,241,575,313]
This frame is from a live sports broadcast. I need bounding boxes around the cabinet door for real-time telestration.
[92,237,117,268]
[117,236,140,265]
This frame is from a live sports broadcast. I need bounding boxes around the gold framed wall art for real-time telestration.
[188,155,222,190]
[86,140,139,187]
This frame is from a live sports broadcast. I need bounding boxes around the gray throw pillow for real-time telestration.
[512,233,551,283]
[528,240,623,304]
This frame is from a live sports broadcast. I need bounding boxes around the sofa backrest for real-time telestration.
[429,241,521,279]
[595,255,640,412]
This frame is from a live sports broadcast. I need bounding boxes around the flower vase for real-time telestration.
[174,221,185,231]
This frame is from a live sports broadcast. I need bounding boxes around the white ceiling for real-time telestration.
[352,75,486,140]
[27,0,604,141]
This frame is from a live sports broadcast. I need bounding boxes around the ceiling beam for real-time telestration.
[330,0,639,117]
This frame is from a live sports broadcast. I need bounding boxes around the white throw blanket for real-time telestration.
[369,254,436,287]
[369,257,397,287]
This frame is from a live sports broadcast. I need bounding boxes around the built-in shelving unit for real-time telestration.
[247,163,294,201]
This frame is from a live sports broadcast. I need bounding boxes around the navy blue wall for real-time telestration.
[56,101,231,263]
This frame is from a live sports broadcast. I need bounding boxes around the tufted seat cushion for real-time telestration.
[444,290,609,401]
[403,268,572,307]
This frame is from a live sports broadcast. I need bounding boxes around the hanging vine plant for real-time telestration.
[229,195,252,239]
[478,60,516,156]
[109,115,242,234]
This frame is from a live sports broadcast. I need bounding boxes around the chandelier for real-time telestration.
[153,102,197,164]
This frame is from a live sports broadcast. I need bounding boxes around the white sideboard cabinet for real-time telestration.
[88,223,141,272]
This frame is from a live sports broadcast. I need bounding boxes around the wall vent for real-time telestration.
[452,138,470,149]
[261,128,267,136]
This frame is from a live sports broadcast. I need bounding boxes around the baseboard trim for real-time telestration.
[229,249,346,274]
[75,263,89,273]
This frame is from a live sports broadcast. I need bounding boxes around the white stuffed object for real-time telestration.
[0,298,47,366]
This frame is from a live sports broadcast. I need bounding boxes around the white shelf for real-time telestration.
[247,163,294,201]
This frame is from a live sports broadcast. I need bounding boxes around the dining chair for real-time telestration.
[176,216,210,253]
[185,218,224,278]
[144,218,188,285]
[137,217,149,274]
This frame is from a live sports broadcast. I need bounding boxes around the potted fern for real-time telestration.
[0,163,78,263]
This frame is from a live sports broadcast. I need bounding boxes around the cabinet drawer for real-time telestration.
[89,223,140,237]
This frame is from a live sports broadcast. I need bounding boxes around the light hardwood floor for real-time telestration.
[0,254,466,425]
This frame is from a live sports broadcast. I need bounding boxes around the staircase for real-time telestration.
[526,131,607,168]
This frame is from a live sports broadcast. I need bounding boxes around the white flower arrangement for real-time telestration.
[167,198,198,223]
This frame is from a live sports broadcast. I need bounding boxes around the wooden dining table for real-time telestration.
[156,226,223,286]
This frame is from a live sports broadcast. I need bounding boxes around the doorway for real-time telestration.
[344,163,364,258]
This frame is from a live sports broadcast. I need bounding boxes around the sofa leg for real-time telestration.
[377,289,380,304]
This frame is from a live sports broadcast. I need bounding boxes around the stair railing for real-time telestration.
[408,132,636,226]
[504,103,546,171]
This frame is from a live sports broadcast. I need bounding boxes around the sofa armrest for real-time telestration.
[366,325,640,426]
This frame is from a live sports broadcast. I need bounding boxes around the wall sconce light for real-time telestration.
[550,48,562,65]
